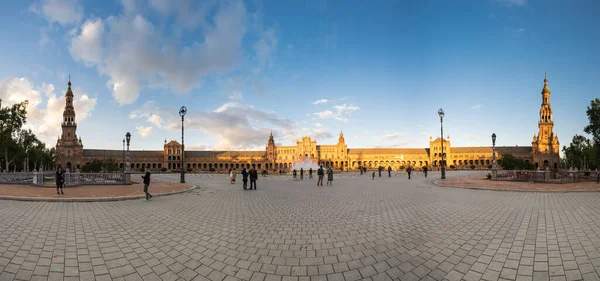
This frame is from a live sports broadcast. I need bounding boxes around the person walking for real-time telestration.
[242,168,249,190]
[327,167,334,185]
[372,171,375,180]
[423,166,428,178]
[300,168,304,180]
[55,167,64,195]
[142,171,152,200]
[249,168,258,190]
[230,169,237,184]
[388,166,392,177]
[317,165,324,186]
[293,169,297,180]
[378,166,382,177]
[407,166,412,180]
[309,168,313,179]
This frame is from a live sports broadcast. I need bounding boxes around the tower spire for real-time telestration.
[68,75,71,88]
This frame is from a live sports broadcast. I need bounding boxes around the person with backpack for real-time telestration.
[387,166,392,177]
[317,165,324,186]
[242,168,249,190]
[406,166,412,180]
[141,171,152,200]
[56,167,64,195]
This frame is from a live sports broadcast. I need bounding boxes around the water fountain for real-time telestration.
[291,154,321,170]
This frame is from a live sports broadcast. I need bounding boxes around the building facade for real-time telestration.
[55,77,560,172]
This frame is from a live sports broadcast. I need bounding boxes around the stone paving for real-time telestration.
[436,173,600,192]
[0,180,195,201]
[1,171,600,281]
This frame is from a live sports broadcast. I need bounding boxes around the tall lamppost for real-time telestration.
[492,133,497,178]
[438,108,446,179]
[125,132,131,183]
[179,106,187,183]
[122,138,125,172]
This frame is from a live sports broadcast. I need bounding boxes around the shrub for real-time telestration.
[488,165,493,169]
[399,165,405,170]
[470,165,476,170]
[487,173,492,179]
[449,165,456,169]
[161,168,167,172]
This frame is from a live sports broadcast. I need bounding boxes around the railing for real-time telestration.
[64,173,127,186]
[492,169,600,184]
[0,172,37,185]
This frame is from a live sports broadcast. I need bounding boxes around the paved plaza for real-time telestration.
[1,171,600,281]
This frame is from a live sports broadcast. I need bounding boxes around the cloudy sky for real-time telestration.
[0,0,598,151]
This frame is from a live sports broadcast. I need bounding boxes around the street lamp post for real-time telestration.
[122,139,125,172]
[438,108,446,179]
[179,106,187,183]
[125,132,131,183]
[492,133,497,178]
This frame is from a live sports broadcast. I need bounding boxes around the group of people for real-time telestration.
[229,168,258,190]
[292,167,314,180]
[369,165,428,180]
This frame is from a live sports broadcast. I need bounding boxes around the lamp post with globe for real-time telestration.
[179,106,187,183]
[125,132,131,183]
[492,133,497,178]
[438,108,446,179]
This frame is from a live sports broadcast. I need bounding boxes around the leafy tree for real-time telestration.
[80,159,104,172]
[0,101,28,171]
[102,158,119,172]
[498,154,534,170]
[584,98,600,167]
[562,134,597,169]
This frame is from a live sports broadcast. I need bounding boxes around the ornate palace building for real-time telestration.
[55,76,560,172]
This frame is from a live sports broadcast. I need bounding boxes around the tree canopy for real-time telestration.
[498,154,534,170]
[0,100,54,172]
[562,99,600,170]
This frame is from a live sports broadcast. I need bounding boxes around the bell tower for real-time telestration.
[55,77,84,171]
[266,131,276,170]
[532,74,560,169]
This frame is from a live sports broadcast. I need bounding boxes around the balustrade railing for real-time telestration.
[0,172,127,186]
[492,169,600,184]
[0,172,36,185]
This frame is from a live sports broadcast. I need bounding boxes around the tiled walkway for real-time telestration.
[0,180,195,201]
[1,172,600,281]
[436,175,600,192]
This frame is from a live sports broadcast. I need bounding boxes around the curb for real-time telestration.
[433,180,600,193]
[0,185,198,202]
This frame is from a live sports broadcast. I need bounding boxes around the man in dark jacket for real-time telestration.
[249,168,258,190]
[388,166,392,177]
[317,165,324,186]
[309,168,313,179]
[56,167,64,195]
[142,172,152,200]
[242,168,249,190]
[406,166,412,180]
[423,166,428,178]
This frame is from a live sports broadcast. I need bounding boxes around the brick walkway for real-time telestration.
[2,172,600,281]
[0,180,196,201]
[436,175,600,192]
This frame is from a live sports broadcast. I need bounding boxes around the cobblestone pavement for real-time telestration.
[436,173,600,192]
[1,171,600,281]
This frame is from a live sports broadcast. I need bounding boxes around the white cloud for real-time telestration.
[472,104,482,110]
[0,77,97,145]
[33,0,84,26]
[314,110,334,119]
[496,0,526,7]
[312,99,329,105]
[512,28,525,34]
[69,18,104,66]
[314,123,322,127]
[334,104,359,115]
[376,132,410,141]
[130,101,296,150]
[136,125,153,137]
[147,114,163,127]
[69,0,250,105]
[228,91,243,100]
[253,26,278,71]
[149,0,216,29]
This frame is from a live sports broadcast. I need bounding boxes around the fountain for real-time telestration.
[291,154,321,171]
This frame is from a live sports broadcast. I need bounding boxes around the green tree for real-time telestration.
[498,154,534,170]
[562,134,597,169]
[102,158,119,172]
[0,101,28,171]
[584,98,600,167]
[80,159,104,172]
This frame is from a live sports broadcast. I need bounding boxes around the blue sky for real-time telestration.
[0,0,598,151]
